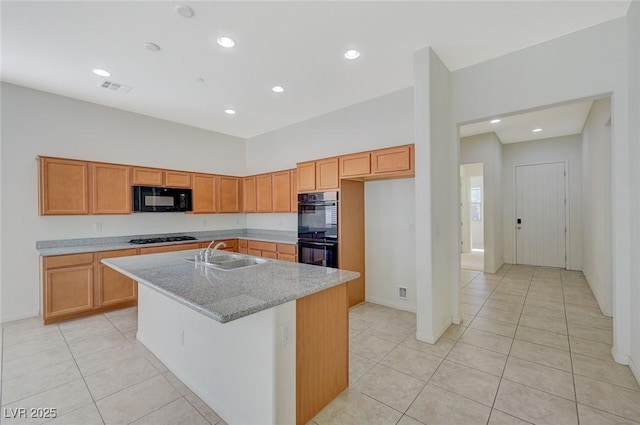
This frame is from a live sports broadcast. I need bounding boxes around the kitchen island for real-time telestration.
[102,250,359,425]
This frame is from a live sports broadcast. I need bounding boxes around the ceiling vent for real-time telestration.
[98,79,132,94]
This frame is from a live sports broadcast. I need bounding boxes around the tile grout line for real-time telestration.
[561,272,582,425]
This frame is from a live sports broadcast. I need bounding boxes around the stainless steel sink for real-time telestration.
[209,254,243,263]
[212,258,270,270]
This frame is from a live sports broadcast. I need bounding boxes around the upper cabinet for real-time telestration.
[243,176,257,213]
[131,167,164,186]
[339,152,371,178]
[296,158,339,192]
[218,176,241,213]
[290,169,298,213]
[371,145,413,174]
[39,157,90,215]
[256,173,273,213]
[165,170,191,188]
[272,170,291,212]
[191,173,216,213]
[91,163,131,214]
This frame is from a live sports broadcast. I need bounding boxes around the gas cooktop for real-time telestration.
[129,236,198,245]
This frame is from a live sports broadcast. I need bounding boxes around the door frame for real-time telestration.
[512,160,569,269]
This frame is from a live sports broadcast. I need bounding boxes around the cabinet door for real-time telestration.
[297,162,316,192]
[243,176,257,213]
[372,145,412,174]
[91,163,131,214]
[272,171,291,212]
[97,249,137,307]
[132,167,164,186]
[191,174,216,213]
[316,158,339,190]
[277,253,296,262]
[165,171,191,188]
[262,251,278,259]
[218,176,240,213]
[248,248,262,256]
[256,174,273,212]
[45,265,94,319]
[339,152,371,178]
[290,169,298,213]
[39,157,89,215]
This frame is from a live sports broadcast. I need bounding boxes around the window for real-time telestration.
[471,187,482,221]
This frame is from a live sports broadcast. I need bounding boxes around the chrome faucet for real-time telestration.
[199,240,227,263]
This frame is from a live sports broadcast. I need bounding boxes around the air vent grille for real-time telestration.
[98,79,132,94]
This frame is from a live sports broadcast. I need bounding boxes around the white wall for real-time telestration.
[450,16,633,363]
[0,83,247,322]
[460,133,503,273]
[414,47,459,344]
[581,98,613,316]
[364,179,416,312]
[502,135,583,270]
[470,175,484,249]
[626,0,640,382]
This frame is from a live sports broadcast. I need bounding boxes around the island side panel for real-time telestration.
[296,282,348,425]
[136,284,296,425]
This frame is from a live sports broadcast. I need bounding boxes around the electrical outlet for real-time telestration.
[94,223,102,232]
[280,322,291,346]
[399,287,407,299]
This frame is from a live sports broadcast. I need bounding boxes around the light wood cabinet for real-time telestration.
[272,170,291,212]
[138,243,199,255]
[316,158,339,190]
[339,152,371,178]
[238,239,249,254]
[132,167,164,186]
[372,145,413,174]
[43,253,95,321]
[198,239,238,252]
[277,243,297,262]
[243,176,257,213]
[165,170,191,188]
[191,174,216,213]
[39,157,90,215]
[290,169,298,212]
[91,163,131,214]
[97,249,137,307]
[256,174,273,213]
[218,176,240,213]
[297,162,316,192]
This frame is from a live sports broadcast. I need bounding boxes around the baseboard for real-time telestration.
[136,332,237,425]
[415,332,436,344]
[629,356,640,386]
[612,345,630,365]
[365,296,416,313]
[0,312,40,324]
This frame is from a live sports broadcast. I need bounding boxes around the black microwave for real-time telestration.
[132,186,192,212]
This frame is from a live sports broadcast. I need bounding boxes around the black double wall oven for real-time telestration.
[297,191,338,268]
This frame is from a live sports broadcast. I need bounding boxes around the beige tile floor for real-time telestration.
[1,308,226,425]
[2,264,639,425]
[311,264,640,425]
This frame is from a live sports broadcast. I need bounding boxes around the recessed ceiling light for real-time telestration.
[532,128,543,133]
[92,69,111,77]
[344,49,360,60]
[217,37,235,48]
[143,42,161,52]
[175,5,194,18]
[490,119,501,124]
[224,109,236,115]
[272,86,285,93]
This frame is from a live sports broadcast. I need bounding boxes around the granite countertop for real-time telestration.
[102,250,359,323]
[36,229,298,256]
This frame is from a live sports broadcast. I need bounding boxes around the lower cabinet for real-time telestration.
[243,240,297,262]
[138,243,199,255]
[198,239,238,252]
[97,249,137,307]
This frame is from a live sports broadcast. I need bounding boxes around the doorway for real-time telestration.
[515,162,567,267]
[460,163,484,271]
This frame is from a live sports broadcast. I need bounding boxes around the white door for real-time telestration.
[515,162,566,267]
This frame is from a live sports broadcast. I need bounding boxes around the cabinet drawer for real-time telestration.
[97,249,137,261]
[277,243,297,255]
[139,243,198,254]
[248,248,262,257]
[262,251,278,260]
[248,240,277,252]
[372,146,412,174]
[277,253,296,262]
[340,152,371,177]
[44,253,94,269]
[199,239,237,250]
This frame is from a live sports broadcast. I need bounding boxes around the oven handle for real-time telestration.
[298,202,338,207]
[298,241,337,247]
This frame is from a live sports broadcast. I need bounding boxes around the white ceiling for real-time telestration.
[459,99,595,144]
[1,1,630,139]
